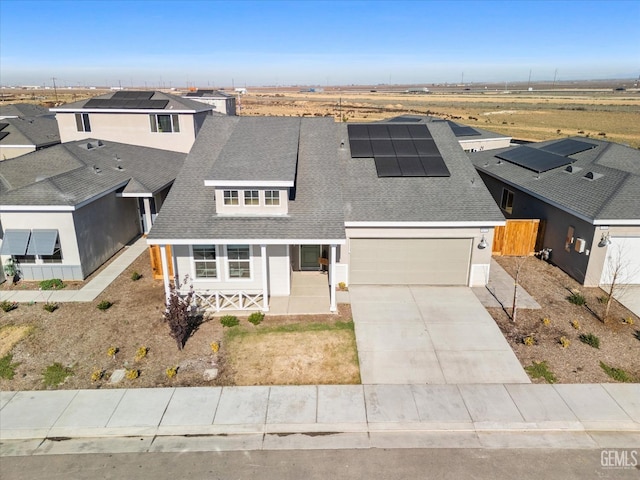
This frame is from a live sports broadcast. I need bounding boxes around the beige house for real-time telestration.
[50,91,215,153]
[0,109,60,160]
[183,90,237,115]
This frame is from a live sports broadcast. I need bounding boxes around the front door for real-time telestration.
[300,245,321,270]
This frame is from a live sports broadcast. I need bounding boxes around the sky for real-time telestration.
[1,0,638,87]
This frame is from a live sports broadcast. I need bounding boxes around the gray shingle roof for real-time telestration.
[380,115,510,141]
[148,116,346,242]
[0,140,185,207]
[51,91,213,112]
[341,121,505,223]
[0,115,60,147]
[0,103,49,118]
[470,137,640,221]
[185,90,232,98]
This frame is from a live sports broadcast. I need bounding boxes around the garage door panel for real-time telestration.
[600,237,640,285]
[350,238,472,285]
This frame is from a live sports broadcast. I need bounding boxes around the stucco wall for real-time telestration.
[459,137,512,152]
[56,112,197,153]
[73,193,140,278]
[0,146,36,160]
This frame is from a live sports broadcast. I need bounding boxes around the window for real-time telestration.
[565,226,575,252]
[193,245,217,278]
[13,255,35,264]
[150,114,180,133]
[223,190,239,205]
[500,188,514,214]
[265,190,280,206]
[41,238,62,264]
[75,113,91,132]
[244,190,259,206]
[227,245,251,278]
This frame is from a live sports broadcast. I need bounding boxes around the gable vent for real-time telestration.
[583,171,603,181]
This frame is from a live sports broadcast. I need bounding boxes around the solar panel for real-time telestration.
[413,139,439,156]
[374,157,402,177]
[392,139,418,156]
[496,146,571,173]
[387,116,421,122]
[540,138,596,156]
[349,138,373,158]
[0,131,9,141]
[386,124,412,139]
[397,156,426,176]
[420,156,451,177]
[0,122,9,131]
[451,125,480,137]
[407,124,431,139]
[371,139,396,156]
[347,124,369,140]
[112,91,153,100]
[367,124,390,139]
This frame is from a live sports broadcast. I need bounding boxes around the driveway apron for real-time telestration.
[350,285,530,384]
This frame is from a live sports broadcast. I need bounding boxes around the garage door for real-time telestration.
[600,237,640,285]
[349,238,472,285]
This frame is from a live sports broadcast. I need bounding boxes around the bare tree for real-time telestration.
[510,255,531,323]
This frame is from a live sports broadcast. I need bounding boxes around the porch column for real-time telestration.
[329,244,337,312]
[159,244,170,302]
[261,244,269,312]
[142,197,153,234]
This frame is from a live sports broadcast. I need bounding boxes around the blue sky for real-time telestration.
[1,0,638,87]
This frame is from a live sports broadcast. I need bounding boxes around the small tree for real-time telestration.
[601,243,637,323]
[510,255,531,323]
[163,278,196,350]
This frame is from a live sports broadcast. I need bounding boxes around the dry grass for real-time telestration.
[0,325,33,357]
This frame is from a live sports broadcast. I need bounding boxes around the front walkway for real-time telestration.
[1,383,638,455]
[0,237,148,303]
[350,286,530,384]
[268,272,330,315]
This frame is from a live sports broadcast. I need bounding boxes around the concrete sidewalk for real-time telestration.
[2,383,638,455]
[472,258,541,310]
[0,237,148,303]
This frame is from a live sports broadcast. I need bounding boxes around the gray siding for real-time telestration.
[73,193,140,277]
[18,264,83,281]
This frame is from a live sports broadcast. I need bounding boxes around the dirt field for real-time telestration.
[490,256,640,384]
[0,250,356,391]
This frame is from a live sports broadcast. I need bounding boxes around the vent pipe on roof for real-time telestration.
[93,165,101,174]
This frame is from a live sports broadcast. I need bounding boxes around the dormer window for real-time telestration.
[223,190,239,205]
[244,190,259,206]
[265,190,280,206]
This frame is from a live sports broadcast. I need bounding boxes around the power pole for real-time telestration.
[51,77,59,103]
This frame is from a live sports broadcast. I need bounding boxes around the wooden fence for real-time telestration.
[149,245,173,280]
[493,219,544,256]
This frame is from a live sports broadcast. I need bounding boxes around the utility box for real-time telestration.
[575,238,586,253]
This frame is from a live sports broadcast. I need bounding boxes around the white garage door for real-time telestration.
[349,238,472,285]
[600,237,640,285]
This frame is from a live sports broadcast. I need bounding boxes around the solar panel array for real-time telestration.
[496,146,572,173]
[0,131,9,141]
[387,116,422,123]
[434,120,481,137]
[0,123,8,131]
[539,138,596,156]
[347,124,450,178]
[111,91,154,100]
[84,98,169,109]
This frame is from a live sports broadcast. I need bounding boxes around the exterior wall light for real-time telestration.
[598,233,612,247]
[477,235,488,249]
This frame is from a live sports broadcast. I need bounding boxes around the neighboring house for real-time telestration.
[0,115,60,160]
[183,90,237,115]
[0,103,50,119]
[50,91,215,153]
[147,115,504,312]
[380,115,512,152]
[470,137,640,286]
[0,140,185,280]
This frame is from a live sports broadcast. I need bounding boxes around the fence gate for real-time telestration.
[149,245,173,280]
[493,219,542,256]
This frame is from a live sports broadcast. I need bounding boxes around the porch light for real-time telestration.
[477,235,488,249]
[598,233,612,247]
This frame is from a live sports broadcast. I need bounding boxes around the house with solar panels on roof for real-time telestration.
[50,91,216,153]
[470,138,640,286]
[182,90,237,115]
[0,140,185,281]
[147,115,505,312]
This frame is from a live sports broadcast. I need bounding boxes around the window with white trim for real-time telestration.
[150,114,180,133]
[244,190,259,206]
[193,245,217,278]
[500,188,514,214]
[223,190,239,205]
[75,113,91,132]
[264,190,280,206]
[227,245,251,279]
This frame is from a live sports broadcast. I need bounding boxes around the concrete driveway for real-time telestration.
[350,286,530,384]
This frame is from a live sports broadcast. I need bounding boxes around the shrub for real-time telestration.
[107,346,118,358]
[523,335,535,346]
[600,362,634,383]
[221,315,239,327]
[571,320,580,330]
[338,282,347,291]
[210,341,220,353]
[597,295,608,304]
[0,354,20,380]
[163,288,199,350]
[166,366,178,378]
[567,291,586,306]
[43,302,59,313]
[635,330,640,342]
[125,369,139,380]
[622,317,634,326]
[248,311,265,326]
[559,336,570,348]
[39,278,65,290]
[579,332,600,349]
[542,317,551,326]
[525,361,556,383]
[0,301,18,312]
[131,271,142,281]
[97,300,113,311]
[91,369,104,382]
[43,362,74,387]
[135,346,148,361]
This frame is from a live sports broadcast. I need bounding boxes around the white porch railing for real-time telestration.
[186,290,264,312]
